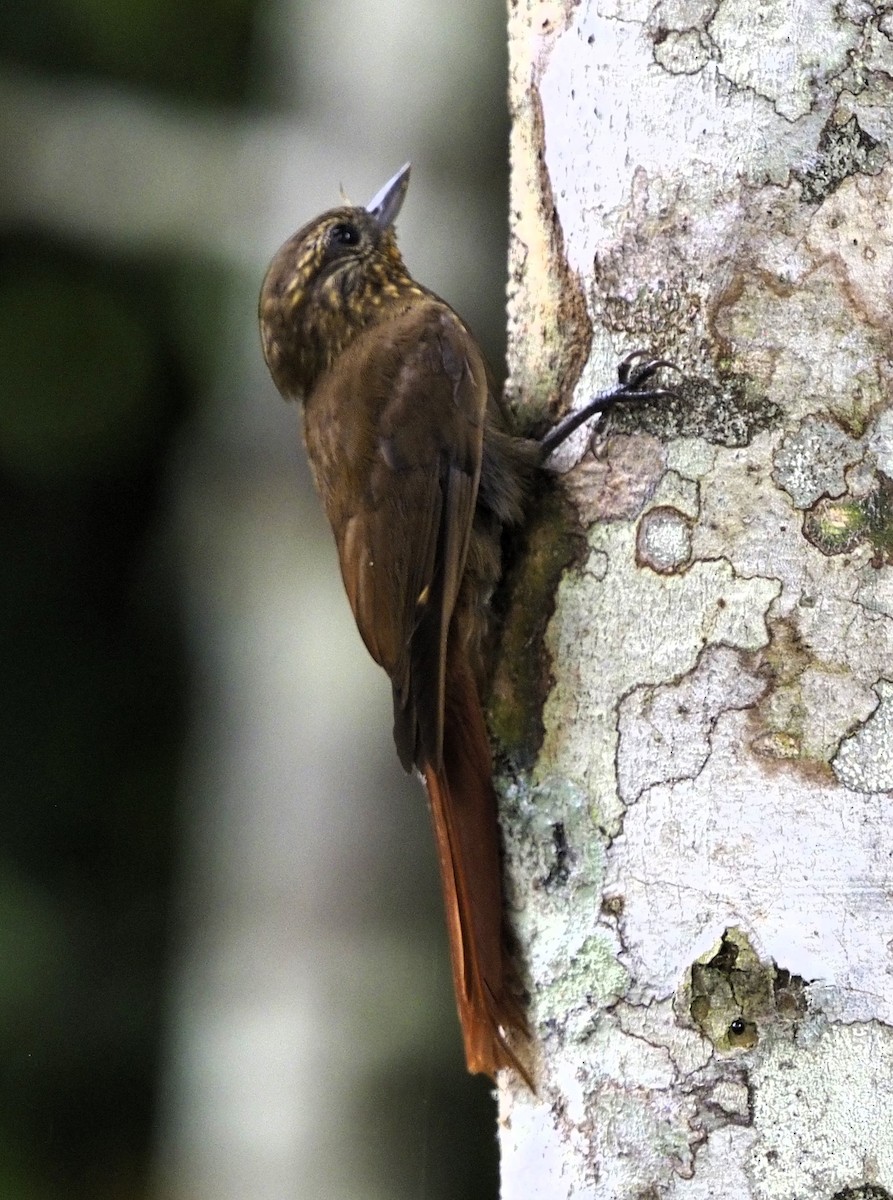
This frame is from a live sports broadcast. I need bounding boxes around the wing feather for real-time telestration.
[315,302,487,770]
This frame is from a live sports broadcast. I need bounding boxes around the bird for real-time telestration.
[259,163,672,1086]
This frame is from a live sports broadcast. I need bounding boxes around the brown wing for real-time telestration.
[313,301,488,772]
[303,298,532,1084]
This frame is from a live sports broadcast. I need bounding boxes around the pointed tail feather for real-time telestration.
[423,662,531,1087]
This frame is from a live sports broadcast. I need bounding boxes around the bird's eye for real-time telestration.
[328,222,360,248]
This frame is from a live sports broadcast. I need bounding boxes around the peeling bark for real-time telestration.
[500,0,893,1194]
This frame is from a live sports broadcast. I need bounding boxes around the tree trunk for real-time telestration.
[498,1,893,1194]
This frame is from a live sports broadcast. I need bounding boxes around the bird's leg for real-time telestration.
[537,351,679,460]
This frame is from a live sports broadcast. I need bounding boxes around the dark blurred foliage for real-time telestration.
[1,0,256,104]
[356,1058,499,1200]
[0,0,237,1194]
[0,232,193,1199]
[1,1,506,1197]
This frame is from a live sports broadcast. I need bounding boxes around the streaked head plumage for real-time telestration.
[259,164,420,398]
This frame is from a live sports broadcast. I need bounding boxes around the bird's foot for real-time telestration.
[538,351,680,458]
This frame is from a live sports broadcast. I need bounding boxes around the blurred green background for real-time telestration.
[0,2,510,1197]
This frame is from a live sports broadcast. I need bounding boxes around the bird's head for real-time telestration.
[259,163,420,398]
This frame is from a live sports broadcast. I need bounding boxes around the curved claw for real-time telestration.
[616,348,653,373]
[617,351,682,389]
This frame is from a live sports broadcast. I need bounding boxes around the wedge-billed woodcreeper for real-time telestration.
[259,164,671,1086]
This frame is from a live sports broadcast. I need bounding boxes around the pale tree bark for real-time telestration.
[497,1,893,1195]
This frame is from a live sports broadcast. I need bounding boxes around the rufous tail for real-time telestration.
[423,662,531,1087]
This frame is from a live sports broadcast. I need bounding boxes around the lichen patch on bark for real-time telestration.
[750,1024,893,1195]
[616,645,765,805]
[772,415,865,508]
[540,522,780,832]
[832,678,893,793]
[636,504,694,573]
